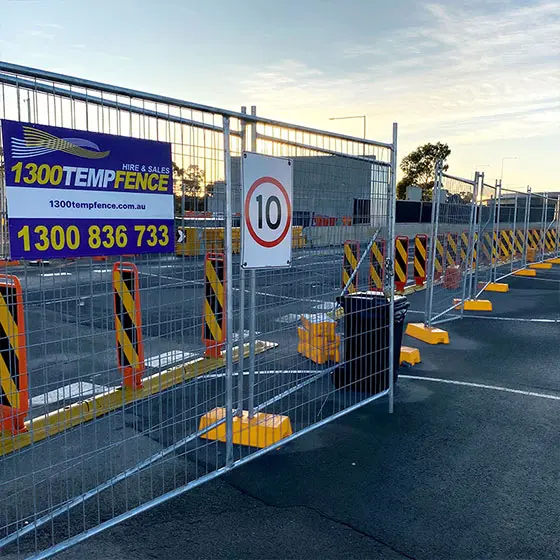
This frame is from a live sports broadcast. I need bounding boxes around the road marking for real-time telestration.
[93,268,112,273]
[313,301,337,311]
[41,272,72,278]
[142,264,183,270]
[514,277,560,283]
[145,350,197,369]
[202,369,319,379]
[231,330,262,343]
[276,313,300,324]
[235,287,328,306]
[466,316,559,323]
[400,375,560,401]
[138,271,204,284]
[31,382,110,407]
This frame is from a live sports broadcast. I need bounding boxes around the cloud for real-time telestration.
[25,29,56,40]
[234,1,559,188]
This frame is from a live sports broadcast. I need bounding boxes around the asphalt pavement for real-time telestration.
[1,249,559,559]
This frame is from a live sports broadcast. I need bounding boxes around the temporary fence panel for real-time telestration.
[424,162,478,326]
[473,180,499,295]
[0,63,397,558]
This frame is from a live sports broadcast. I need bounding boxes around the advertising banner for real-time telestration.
[1,120,174,259]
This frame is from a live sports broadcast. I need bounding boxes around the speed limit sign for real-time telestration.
[241,152,293,269]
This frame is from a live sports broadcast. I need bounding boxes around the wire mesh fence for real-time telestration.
[0,63,397,558]
[424,163,478,326]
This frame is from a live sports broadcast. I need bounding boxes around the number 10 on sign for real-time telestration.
[241,152,293,269]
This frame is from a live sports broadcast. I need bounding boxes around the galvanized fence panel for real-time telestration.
[425,163,478,326]
[0,63,396,558]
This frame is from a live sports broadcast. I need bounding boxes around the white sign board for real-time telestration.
[241,152,293,269]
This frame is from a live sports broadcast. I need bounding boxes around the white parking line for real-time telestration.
[276,313,300,324]
[41,272,72,278]
[138,271,203,284]
[400,375,560,401]
[145,350,197,368]
[202,369,319,379]
[231,330,262,343]
[31,382,110,407]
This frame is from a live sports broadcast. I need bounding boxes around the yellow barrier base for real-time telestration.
[400,346,421,365]
[513,269,537,277]
[547,258,560,264]
[529,262,552,270]
[405,323,449,345]
[199,407,293,448]
[482,282,509,293]
[453,298,492,312]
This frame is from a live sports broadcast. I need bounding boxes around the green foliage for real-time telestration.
[172,162,207,214]
[397,142,451,201]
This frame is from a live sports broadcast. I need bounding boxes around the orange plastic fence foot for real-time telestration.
[204,345,223,359]
[122,367,144,390]
[0,408,28,435]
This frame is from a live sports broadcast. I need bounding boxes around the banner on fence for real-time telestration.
[1,120,174,259]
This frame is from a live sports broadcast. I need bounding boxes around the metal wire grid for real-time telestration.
[425,166,477,326]
[473,180,499,295]
[230,123,393,463]
[0,65,396,558]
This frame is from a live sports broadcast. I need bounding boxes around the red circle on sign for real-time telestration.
[244,176,292,248]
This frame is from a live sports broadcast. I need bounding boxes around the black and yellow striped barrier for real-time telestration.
[203,253,226,358]
[113,262,145,389]
[342,240,360,293]
[499,230,510,261]
[472,232,478,269]
[460,231,469,267]
[413,234,427,286]
[369,239,385,291]
[0,275,28,435]
[395,235,409,292]
[482,232,492,264]
[446,233,458,267]
[515,229,525,256]
[546,229,555,253]
[434,234,444,279]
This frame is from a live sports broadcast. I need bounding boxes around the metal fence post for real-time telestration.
[510,193,518,272]
[388,123,397,414]
[522,187,531,267]
[236,106,247,417]
[460,172,479,307]
[248,105,257,418]
[424,160,442,328]
[556,195,560,257]
[473,173,484,294]
[223,115,234,467]
[541,194,548,261]
[492,180,502,282]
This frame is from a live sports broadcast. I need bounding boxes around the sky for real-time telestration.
[0,0,558,191]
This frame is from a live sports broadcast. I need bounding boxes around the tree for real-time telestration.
[397,142,451,201]
[173,162,207,215]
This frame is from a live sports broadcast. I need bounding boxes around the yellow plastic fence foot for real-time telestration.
[400,346,421,366]
[405,323,449,345]
[481,282,509,293]
[529,262,552,270]
[199,407,293,449]
[514,269,537,277]
[546,258,560,264]
[453,298,492,312]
